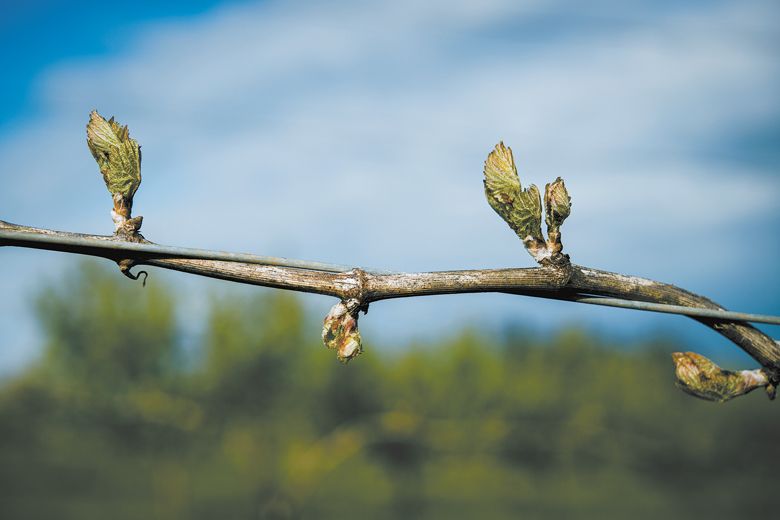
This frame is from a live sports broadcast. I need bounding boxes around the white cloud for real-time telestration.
[1,0,778,372]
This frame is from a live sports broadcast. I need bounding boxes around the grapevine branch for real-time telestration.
[0,111,777,403]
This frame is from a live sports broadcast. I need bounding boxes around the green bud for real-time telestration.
[544,177,571,229]
[672,351,769,402]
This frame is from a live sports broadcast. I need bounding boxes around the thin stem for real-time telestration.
[0,224,357,273]
[1,219,778,379]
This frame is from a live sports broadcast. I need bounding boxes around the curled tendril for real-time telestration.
[123,268,148,287]
[117,259,148,287]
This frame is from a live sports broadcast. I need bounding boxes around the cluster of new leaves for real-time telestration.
[483,142,570,262]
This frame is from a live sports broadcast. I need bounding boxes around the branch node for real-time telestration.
[114,214,144,241]
[345,268,370,310]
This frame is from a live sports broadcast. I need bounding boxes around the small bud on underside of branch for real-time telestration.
[672,352,775,402]
[322,299,363,363]
[86,111,142,237]
[483,142,571,266]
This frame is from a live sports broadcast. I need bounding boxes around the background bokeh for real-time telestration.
[0,1,778,517]
[1,263,778,518]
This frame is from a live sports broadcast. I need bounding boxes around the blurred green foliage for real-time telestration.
[0,262,776,519]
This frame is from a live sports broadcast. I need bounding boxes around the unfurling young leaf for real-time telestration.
[322,301,363,363]
[87,111,142,201]
[87,111,142,234]
[672,351,771,402]
[483,142,544,248]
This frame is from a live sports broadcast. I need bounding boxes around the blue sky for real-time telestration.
[0,0,248,129]
[1,0,778,374]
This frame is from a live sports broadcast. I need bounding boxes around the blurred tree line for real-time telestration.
[0,262,776,519]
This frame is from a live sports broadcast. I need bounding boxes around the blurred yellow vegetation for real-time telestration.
[0,261,776,519]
